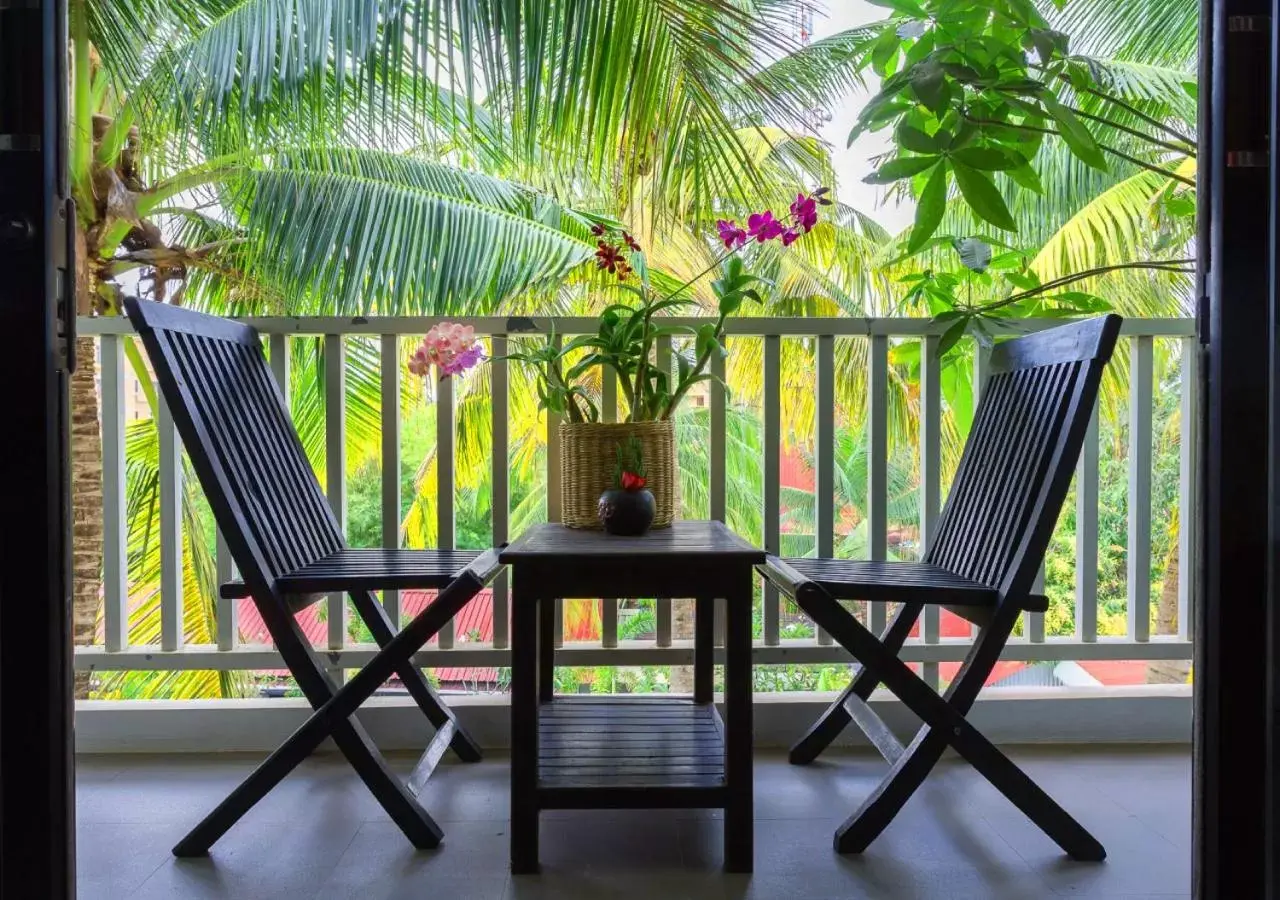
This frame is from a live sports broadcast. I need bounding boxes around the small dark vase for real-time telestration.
[598,488,656,536]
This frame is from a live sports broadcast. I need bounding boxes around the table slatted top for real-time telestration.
[500,520,764,564]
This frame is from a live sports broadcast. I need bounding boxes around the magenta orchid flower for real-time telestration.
[747,211,785,242]
[716,219,747,250]
[790,193,819,232]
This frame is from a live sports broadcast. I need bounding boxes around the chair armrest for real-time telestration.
[757,555,815,599]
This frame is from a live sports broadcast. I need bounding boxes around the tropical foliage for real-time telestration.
[76,0,1198,698]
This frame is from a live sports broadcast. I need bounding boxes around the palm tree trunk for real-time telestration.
[1146,537,1191,684]
[71,336,102,698]
[71,221,102,699]
[669,599,695,693]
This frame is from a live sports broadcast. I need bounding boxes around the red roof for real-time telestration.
[237,589,501,685]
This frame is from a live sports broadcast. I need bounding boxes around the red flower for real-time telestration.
[622,231,642,252]
[620,471,647,491]
[781,228,800,247]
[595,241,622,273]
[590,223,607,236]
[615,259,633,282]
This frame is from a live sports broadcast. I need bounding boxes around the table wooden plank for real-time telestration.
[502,520,763,562]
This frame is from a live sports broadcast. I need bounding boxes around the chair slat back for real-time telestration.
[125,299,344,596]
[924,316,1122,602]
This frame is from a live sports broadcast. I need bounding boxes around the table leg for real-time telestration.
[695,596,714,704]
[511,575,540,874]
[539,595,556,703]
[723,570,754,873]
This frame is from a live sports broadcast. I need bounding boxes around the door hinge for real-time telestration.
[1196,294,1210,347]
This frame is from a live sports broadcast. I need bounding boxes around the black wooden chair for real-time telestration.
[760,315,1121,861]
[124,298,502,856]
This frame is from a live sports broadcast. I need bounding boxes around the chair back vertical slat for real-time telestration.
[125,300,345,607]
[925,316,1122,607]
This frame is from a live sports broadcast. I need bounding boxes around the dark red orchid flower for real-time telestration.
[595,241,622,273]
[622,231,642,252]
[620,471,647,491]
[590,223,607,236]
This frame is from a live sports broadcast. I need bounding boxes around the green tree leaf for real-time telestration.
[1006,163,1045,194]
[1042,97,1109,171]
[908,161,949,252]
[863,156,940,184]
[950,147,1024,171]
[896,124,940,154]
[951,162,1016,231]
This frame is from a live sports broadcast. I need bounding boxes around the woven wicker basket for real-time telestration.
[559,420,677,529]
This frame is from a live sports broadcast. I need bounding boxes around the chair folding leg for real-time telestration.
[349,589,482,762]
[794,586,1106,862]
[174,625,443,856]
[790,601,922,765]
[173,566,491,857]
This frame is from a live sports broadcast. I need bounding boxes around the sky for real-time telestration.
[810,2,917,235]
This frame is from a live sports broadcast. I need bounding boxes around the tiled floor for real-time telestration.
[76,746,1189,900]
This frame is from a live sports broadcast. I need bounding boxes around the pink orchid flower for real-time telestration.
[408,323,484,379]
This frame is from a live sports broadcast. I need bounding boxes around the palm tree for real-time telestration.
[77,0,874,696]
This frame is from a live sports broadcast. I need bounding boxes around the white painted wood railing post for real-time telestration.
[655,335,674,649]
[380,335,401,629]
[763,335,782,647]
[216,530,237,651]
[1128,336,1154,643]
[101,335,128,652]
[710,350,728,648]
[546,334,563,651]
[1178,337,1197,641]
[1076,403,1100,643]
[815,335,835,645]
[491,336,511,650]
[324,335,348,673]
[919,335,941,689]
[436,372,456,649]
[867,334,889,635]
[157,391,184,652]
[600,363,619,649]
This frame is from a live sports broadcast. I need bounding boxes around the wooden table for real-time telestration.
[500,520,764,874]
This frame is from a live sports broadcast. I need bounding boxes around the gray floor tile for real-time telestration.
[73,747,1191,899]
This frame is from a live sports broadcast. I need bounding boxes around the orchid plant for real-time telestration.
[408,322,486,379]
[508,188,830,424]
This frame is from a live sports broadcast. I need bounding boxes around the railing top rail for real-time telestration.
[79,315,1195,339]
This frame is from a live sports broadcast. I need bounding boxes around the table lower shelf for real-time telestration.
[536,698,726,808]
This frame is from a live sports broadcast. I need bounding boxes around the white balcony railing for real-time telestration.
[73,315,1197,689]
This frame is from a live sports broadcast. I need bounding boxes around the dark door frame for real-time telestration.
[0,0,75,895]
[1197,1,1277,898]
